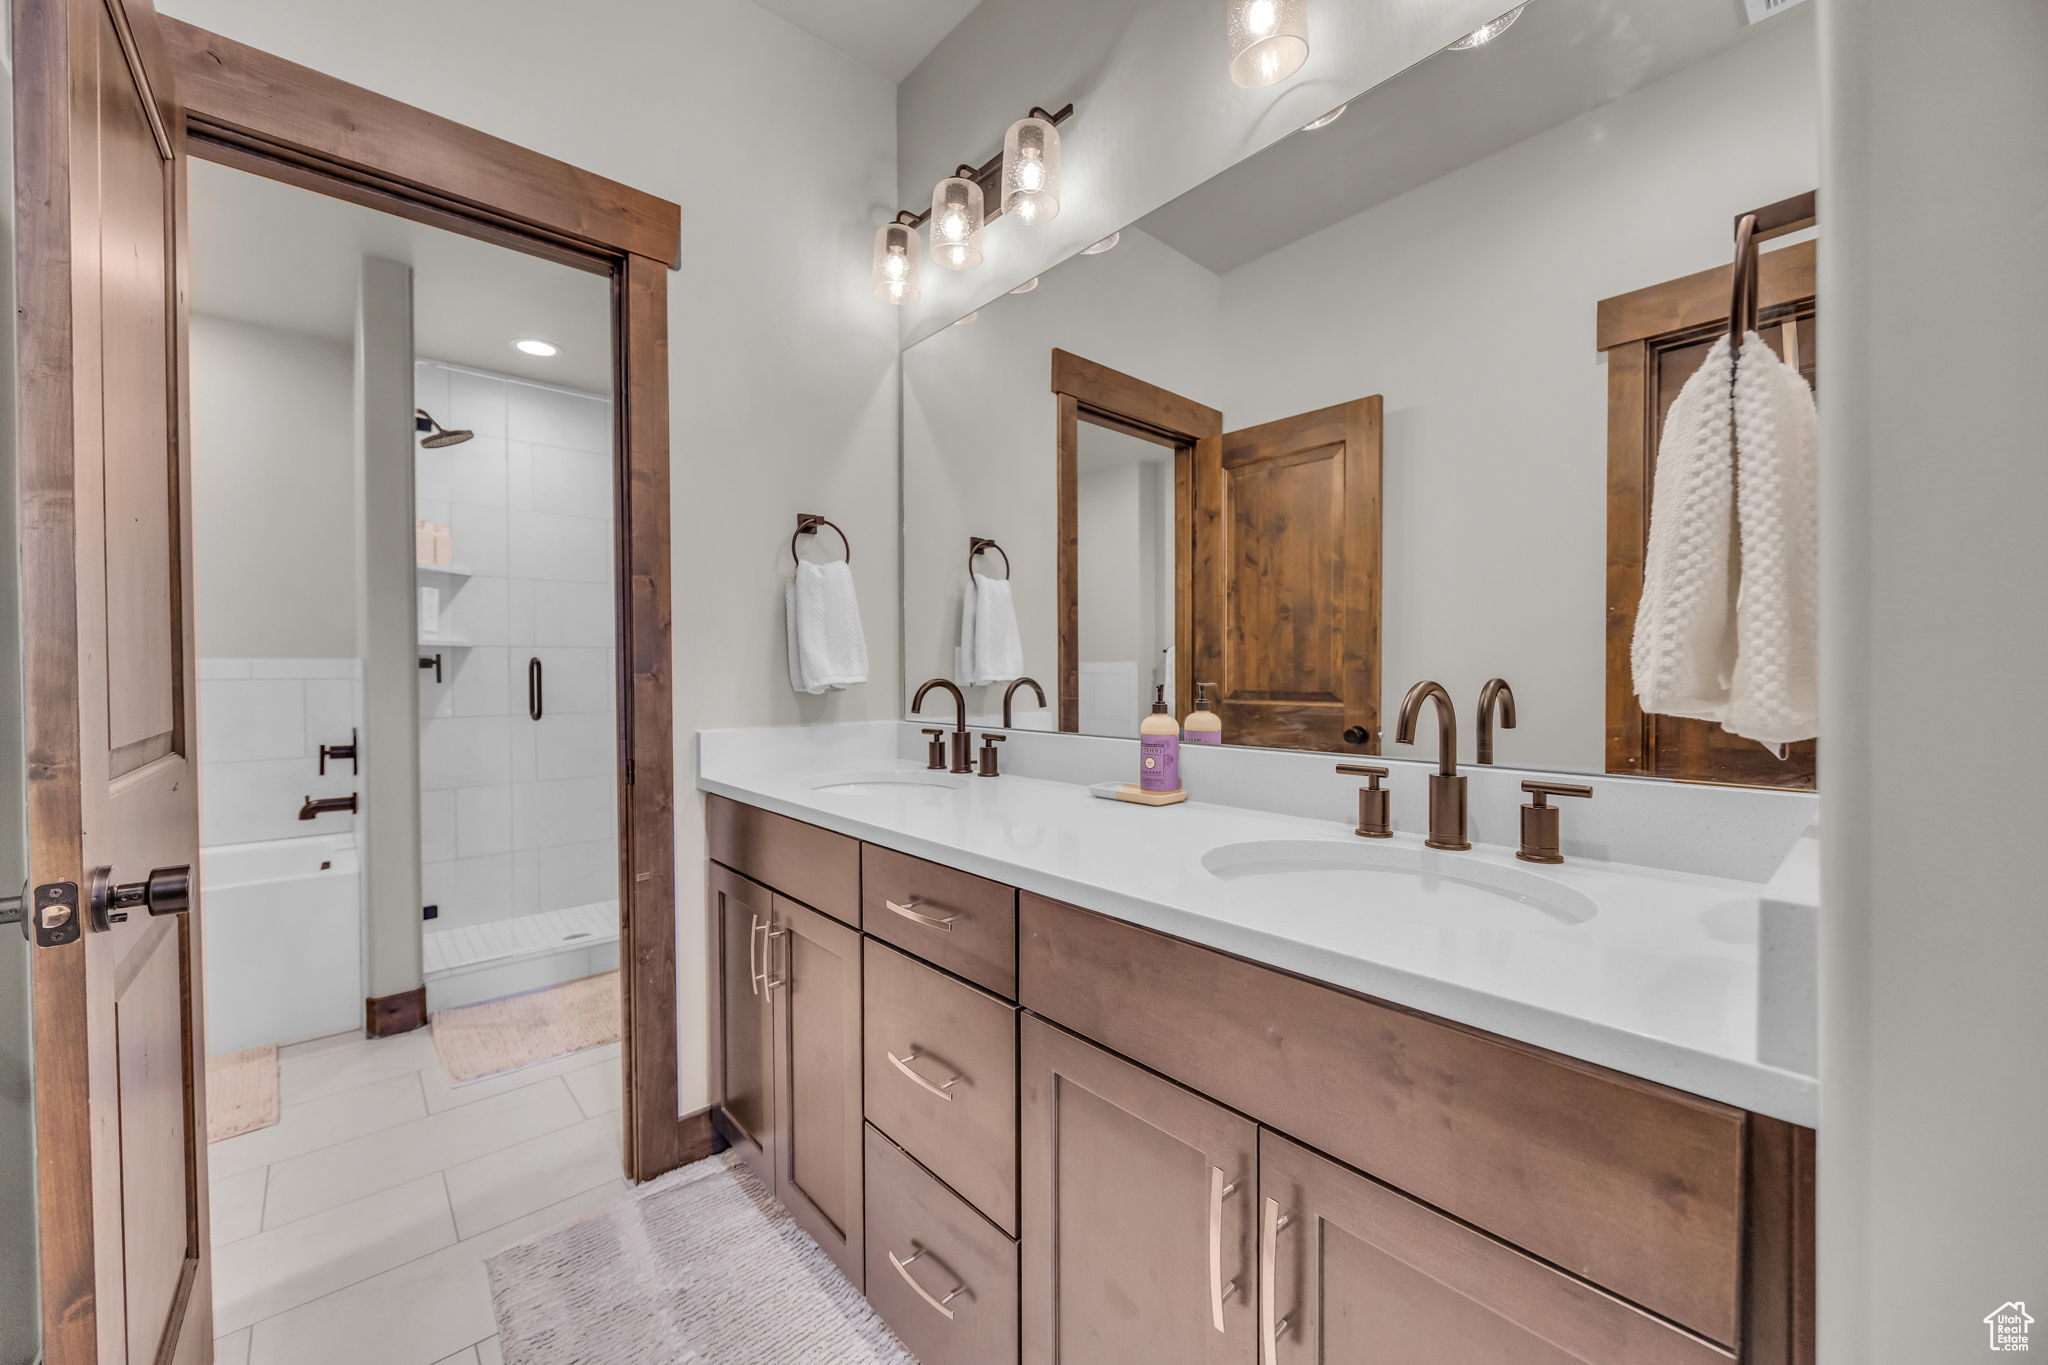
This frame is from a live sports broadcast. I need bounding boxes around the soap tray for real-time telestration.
[1090,781,1188,807]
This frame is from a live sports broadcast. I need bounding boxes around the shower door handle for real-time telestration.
[528,656,544,722]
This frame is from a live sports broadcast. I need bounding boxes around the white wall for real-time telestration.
[161,0,902,1112]
[190,315,358,659]
[895,0,1517,343]
[1818,0,2048,1358]
[197,660,364,845]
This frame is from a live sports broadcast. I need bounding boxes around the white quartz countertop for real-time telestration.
[699,740,1818,1127]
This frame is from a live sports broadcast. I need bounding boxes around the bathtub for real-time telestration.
[201,831,364,1055]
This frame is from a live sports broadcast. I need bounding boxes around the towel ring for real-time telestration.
[968,537,1010,580]
[793,513,851,565]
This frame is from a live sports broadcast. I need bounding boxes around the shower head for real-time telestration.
[415,409,474,448]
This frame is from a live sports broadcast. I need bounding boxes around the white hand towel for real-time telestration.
[1632,335,1739,723]
[1724,332,1819,745]
[957,578,980,686]
[786,559,867,693]
[969,571,1024,685]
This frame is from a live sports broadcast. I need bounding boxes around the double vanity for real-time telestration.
[701,722,1817,1365]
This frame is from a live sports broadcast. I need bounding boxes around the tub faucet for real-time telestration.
[911,679,973,774]
[299,793,359,821]
[1395,681,1469,850]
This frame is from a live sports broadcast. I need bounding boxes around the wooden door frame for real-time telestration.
[152,20,692,1180]
[1597,238,1816,788]
[1050,349,1222,731]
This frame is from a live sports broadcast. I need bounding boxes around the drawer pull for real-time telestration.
[889,1245,970,1320]
[1260,1198,1295,1365]
[887,1049,963,1101]
[1210,1169,1243,1332]
[884,898,958,932]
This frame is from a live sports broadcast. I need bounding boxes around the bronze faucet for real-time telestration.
[1002,676,1046,728]
[299,793,358,821]
[911,678,974,774]
[1476,678,1516,765]
[1394,681,1469,850]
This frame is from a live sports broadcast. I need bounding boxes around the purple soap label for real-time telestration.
[1141,734,1180,792]
[1184,730,1222,744]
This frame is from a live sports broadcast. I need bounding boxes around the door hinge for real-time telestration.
[6,881,81,947]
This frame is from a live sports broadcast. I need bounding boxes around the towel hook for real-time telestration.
[968,537,1011,580]
[792,513,851,565]
[1728,190,1817,351]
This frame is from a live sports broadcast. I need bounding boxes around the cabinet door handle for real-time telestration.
[884,898,957,932]
[1260,1197,1294,1365]
[887,1049,962,1101]
[1210,1168,1242,1332]
[762,926,788,991]
[748,915,767,997]
[888,1245,969,1320]
[528,656,544,721]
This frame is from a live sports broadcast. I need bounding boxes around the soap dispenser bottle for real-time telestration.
[1139,685,1182,794]
[1183,682,1223,745]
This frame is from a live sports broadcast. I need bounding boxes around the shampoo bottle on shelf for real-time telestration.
[431,523,454,567]
[1139,685,1182,794]
[1184,682,1223,745]
[415,519,434,565]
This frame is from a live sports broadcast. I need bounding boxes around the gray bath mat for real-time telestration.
[486,1154,912,1364]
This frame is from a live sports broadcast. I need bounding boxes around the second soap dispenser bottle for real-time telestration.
[1139,684,1182,795]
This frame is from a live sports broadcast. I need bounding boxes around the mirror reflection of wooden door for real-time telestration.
[1190,398,1383,752]
[21,0,213,1358]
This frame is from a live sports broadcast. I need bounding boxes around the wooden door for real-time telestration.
[1256,1131,1725,1365]
[770,894,865,1286]
[1191,398,1382,752]
[1021,1016,1257,1365]
[20,0,210,1360]
[711,864,775,1191]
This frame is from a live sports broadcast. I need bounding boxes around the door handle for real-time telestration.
[528,656,544,721]
[88,865,192,932]
[762,926,788,991]
[888,1245,970,1320]
[883,898,957,932]
[1210,1168,1242,1332]
[1260,1197,1294,1365]
[748,914,765,997]
[887,1049,963,1101]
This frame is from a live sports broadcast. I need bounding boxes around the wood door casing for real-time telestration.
[1600,240,1817,789]
[710,864,775,1191]
[1192,398,1383,753]
[21,0,212,1358]
[1021,1015,1258,1365]
[772,894,865,1287]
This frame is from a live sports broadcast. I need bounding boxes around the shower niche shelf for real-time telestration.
[418,633,472,648]
[416,562,474,579]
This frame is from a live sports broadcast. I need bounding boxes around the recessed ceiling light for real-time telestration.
[1448,4,1525,50]
[1301,103,1347,131]
[513,338,560,357]
[1081,232,1121,256]
[1011,277,1041,294]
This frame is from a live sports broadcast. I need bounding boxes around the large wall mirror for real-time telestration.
[903,0,1819,786]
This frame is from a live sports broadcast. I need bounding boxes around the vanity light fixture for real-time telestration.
[930,170,986,270]
[1301,103,1347,131]
[1081,231,1121,255]
[513,337,559,357]
[1010,277,1041,294]
[1448,3,1526,50]
[871,212,923,305]
[1001,114,1062,223]
[1227,0,1309,88]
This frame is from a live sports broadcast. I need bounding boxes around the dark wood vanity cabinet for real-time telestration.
[709,864,775,1192]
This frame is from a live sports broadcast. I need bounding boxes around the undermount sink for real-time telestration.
[1201,839,1597,927]
[802,769,969,796]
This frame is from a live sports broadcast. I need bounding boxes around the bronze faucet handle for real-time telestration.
[1517,782,1593,864]
[1336,765,1393,838]
[921,727,948,771]
[977,733,1007,777]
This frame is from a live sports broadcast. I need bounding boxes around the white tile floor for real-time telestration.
[209,1026,626,1364]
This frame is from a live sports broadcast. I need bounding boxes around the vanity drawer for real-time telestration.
[706,794,860,926]
[1018,892,1747,1347]
[864,938,1019,1234]
[864,1124,1019,1365]
[862,843,1018,997]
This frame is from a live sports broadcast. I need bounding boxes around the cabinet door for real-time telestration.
[711,864,776,1191]
[772,894,866,1285]
[1257,1131,1727,1365]
[1022,1016,1257,1365]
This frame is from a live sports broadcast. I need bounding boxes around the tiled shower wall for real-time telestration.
[199,659,365,846]
[413,361,618,933]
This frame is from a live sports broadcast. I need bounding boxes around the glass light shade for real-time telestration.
[929,175,985,270]
[1001,116,1063,224]
[1301,103,1347,131]
[871,219,922,305]
[1448,4,1526,49]
[1227,0,1309,88]
[1081,231,1121,255]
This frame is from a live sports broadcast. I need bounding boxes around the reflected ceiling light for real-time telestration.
[1001,113,1063,224]
[1010,277,1041,294]
[513,337,559,357]
[871,213,923,305]
[930,171,986,270]
[1227,0,1309,88]
[954,311,981,327]
[1081,232,1121,255]
[1448,4,1526,50]
[1301,103,1347,131]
